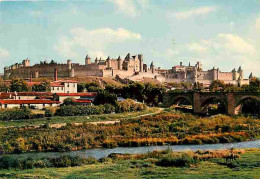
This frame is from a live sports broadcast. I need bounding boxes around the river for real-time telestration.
[1,140,259,160]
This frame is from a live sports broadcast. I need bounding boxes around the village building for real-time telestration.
[53,92,97,103]
[0,99,60,109]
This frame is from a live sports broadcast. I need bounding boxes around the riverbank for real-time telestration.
[0,109,259,154]
[2,140,259,160]
[0,149,259,178]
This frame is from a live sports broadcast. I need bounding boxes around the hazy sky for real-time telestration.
[0,0,259,77]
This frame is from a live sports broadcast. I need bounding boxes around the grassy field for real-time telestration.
[0,107,159,128]
[0,149,259,178]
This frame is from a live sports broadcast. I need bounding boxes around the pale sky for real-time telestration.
[0,0,259,77]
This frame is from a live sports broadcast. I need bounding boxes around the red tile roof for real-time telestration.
[0,99,60,105]
[26,82,42,86]
[73,99,92,103]
[0,92,53,99]
[55,93,97,97]
[50,80,77,87]
[50,83,64,87]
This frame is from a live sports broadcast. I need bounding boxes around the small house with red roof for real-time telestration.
[0,99,60,109]
[53,92,97,103]
[50,80,78,94]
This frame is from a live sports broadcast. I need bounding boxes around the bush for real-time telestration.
[93,91,117,105]
[55,102,146,117]
[103,104,115,114]
[45,108,54,117]
[0,155,99,170]
[0,107,32,121]
[116,99,147,113]
[156,154,198,167]
[55,105,105,116]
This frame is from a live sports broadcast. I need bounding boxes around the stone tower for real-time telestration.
[237,66,243,79]
[117,56,123,70]
[85,55,91,65]
[138,54,143,72]
[249,72,253,79]
[150,61,155,74]
[22,59,30,67]
[67,60,72,70]
[232,68,237,80]
[106,56,111,68]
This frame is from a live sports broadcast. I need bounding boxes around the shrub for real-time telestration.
[44,108,54,117]
[63,98,76,106]
[0,155,97,169]
[0,107,32,121]
[50,156,72,167]
[116,99,147,113]
[156,154,198,167]
[93,91,117,105]
[103,104,115,114]
[55,105,104,116]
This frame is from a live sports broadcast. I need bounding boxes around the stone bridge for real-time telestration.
[163,92,260,116]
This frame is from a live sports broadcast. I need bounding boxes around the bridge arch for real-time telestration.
[234,96,260,116]
[171,96,193,106]
[200,96,227,114]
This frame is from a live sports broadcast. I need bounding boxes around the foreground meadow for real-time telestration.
[0,149,259,178]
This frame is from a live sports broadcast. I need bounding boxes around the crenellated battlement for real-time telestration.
[3,53,149,80]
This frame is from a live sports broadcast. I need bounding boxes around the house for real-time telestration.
[0,92,53,100]
[53,92,97,103]
[0,99,60,109]
[50,80,78,94]
[72,99,92,106]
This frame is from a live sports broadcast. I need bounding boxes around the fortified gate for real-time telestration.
[163,92,260,116]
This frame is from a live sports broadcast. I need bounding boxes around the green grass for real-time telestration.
[0,107,160,128]
[0,150,259,179]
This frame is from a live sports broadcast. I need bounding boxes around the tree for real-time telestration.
[77,83,85,92]
[122,82,145,102]
[10,78,29,92]
[93,91,117,105]
[63,98,76,106]
[32,82,50,92]
[248,77,260,92]
[0,78,9,92]
[143,83,166,106]
[85,82,103,92]
[209,80,225,92]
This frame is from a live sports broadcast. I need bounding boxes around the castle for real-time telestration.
[4,53,251,86]
[4,53,157,80]
[157,61,251,86]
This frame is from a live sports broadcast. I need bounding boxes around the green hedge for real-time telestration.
[0,108,32,121]
[0,155,97,169]
[55,104,116,116]
[55,100,147,116]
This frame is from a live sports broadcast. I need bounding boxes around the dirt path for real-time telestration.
[1,108,164,129]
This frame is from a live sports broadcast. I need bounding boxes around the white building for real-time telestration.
[50,80,78,94]
[53,92,97,103]
[0,99,60,109]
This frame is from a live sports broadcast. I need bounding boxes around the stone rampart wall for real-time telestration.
[218,72,233,80]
